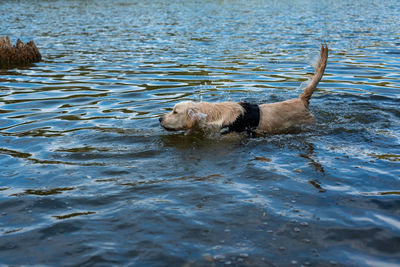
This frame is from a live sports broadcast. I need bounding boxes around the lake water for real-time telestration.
[1,0,399,266]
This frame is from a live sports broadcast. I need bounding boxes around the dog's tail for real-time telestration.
[299,44,328,109]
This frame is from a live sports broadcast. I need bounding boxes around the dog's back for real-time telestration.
[258,99,315,133]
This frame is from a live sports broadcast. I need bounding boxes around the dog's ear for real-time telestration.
[186,106,199,129]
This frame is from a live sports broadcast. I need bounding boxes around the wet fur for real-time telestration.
[160,45,328,134]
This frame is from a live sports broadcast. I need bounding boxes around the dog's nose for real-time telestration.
[159,117,163,123]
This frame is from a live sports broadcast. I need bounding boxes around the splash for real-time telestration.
[307,50,321,72]
[188,105,207,121]
[297,49,321,90]
[298,77,311,91]
[195,83,215,102]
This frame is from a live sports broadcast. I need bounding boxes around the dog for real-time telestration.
[160,45,328,135]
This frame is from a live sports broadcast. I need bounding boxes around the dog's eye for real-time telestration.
[173,110,178,114]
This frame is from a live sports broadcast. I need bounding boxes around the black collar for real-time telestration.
[220,102,260,136]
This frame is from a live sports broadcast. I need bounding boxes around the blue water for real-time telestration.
[1,0,400,266]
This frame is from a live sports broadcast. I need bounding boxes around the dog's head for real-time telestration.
[159,101,205,131]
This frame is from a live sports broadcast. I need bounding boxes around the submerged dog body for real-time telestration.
[160,45,328,135]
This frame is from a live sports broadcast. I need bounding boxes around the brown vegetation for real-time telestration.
[0,36,41,67]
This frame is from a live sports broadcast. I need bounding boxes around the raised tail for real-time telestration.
[299,44,328,109]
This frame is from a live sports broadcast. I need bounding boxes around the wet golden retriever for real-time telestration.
[160,45,328,135]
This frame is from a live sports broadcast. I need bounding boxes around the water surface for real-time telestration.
[1,0,400,266]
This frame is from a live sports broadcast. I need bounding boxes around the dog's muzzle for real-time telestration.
[159,116,177,131]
